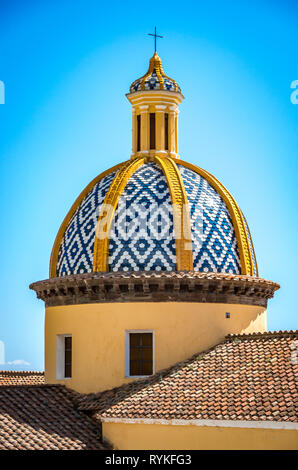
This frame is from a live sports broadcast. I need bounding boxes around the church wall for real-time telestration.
[101,421,298,450]
[45,302,266,393]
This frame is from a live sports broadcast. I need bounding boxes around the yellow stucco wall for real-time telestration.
[102,421,298,450]
[45,302,266,393]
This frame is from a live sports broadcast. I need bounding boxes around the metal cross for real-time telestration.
[148,26,163,53]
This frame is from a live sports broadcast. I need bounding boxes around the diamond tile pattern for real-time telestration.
[131,69,179,93]
[109,163,176,272]
[56,162,255,276]
[77,331,298,423]
[179,165,241,274]
[0,385,105,450]
[57,171,116,276]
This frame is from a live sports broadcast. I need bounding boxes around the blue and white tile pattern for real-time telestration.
[178,165,241,274]
[56,172,116,276]
[108,163,176,272]
[56,163,255,276]
[130,69,180,93]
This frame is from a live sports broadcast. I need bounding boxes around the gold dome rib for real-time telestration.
[154,156,193,271]
[162,73,179,92]
[92,157,146,272]
[130,53,180,93]
[138,53,181,92]
[49,162,125,278]
[241,211,259,276]
[179,160,255,276]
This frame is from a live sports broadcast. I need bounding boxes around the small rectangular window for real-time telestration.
[137,115,141,152]
[164,113,169,150]
[128,332,153,376]
[56,334,72,379]
[64,336,72,378]
[149,113,156,150]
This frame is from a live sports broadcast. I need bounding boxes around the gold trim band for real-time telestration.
[241,211,259,276]
[154,156,193,271]
[92,158,146,272]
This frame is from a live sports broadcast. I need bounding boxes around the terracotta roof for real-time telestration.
[0,385,105,450]
[0,371,45,386]
[77,331,298,423]
[30,269,280,285]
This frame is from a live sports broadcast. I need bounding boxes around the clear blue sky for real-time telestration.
[0,0,297,371]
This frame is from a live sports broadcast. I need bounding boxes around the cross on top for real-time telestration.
[148,26,163,53]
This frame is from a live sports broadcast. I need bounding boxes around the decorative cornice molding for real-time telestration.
[29,272,280,308]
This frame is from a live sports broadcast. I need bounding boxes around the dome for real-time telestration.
[49,51,258,279]
[129,52,181,93]
[50,158,258,278]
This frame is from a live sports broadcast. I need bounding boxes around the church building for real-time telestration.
[0,46,297,450]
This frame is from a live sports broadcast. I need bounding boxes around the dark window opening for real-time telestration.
[150,113,156,150]
[137,115,141,152]
[64,336,72,378]
[164,113,169,150]
[129,333,153,376]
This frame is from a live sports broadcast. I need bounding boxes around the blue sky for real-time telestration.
[0,0,297,371]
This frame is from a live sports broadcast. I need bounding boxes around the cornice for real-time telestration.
[29,272,280,308]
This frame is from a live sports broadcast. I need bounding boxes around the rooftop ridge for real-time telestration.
[0,383,59,390]
[31,270,280,284]
[225,330,298,340]
[0,370,45,387]
[0,370,44,375]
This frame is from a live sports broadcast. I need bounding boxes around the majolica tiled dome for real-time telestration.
[52,160,258,278]
[130,52,181,93]
[50,52,258,279]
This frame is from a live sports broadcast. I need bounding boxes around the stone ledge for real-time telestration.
[29,271,280,307]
